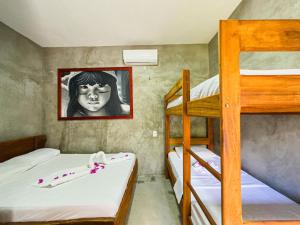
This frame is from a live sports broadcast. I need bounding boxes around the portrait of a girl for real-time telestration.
[59,68,132,119]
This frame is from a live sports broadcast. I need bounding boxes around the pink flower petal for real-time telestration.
[38,179,44,184]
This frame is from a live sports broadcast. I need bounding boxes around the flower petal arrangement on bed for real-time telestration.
[0,148,136,223]
[34,151,134,188]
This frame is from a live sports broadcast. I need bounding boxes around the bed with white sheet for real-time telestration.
[168,146,300,224]
[167,69,300,109]
[0,135,137,225]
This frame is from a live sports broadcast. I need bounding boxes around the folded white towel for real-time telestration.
[89,151,134,166]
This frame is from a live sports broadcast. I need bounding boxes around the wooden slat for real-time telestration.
[166,105,183,116]
[167,94,182,103]
[164,78,183,101]
[219,20,243,225]
[207,118,214,150]
[238,20,300,51]
[182,70,191,225]
[244,221,300,225]
[187,95,220,117]
[187,182,217,225]
[169,137,210,146]
[187,149,221,181]
[241,75,300,113]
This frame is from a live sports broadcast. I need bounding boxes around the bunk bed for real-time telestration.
[164,20,300,225]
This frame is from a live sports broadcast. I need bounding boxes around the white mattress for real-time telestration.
[191,185,300,224]
[168,148,266,203]
[168,147,300,223]
[0,153,136,223]
[167,69,300,109]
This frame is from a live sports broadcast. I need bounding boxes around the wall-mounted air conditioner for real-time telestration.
[123,49,158,66]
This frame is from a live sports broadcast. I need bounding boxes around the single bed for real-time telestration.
[0,135,137,225]
[169,146,300,225]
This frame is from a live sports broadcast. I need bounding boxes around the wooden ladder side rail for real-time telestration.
[187,181,217,225]
[219,20,243,225]
[187,149,221,181]
[244,221,300,225]
[169,137,210,146]
[182,69,191,225]
[219,19,300,225]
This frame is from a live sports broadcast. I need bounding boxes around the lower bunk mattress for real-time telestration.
[168,147,300,224]
[0,153,136,223]
[190,185,300,225]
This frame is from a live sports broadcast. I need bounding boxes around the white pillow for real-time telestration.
[174,146,218,164]
[0,157,34,181]
[20,148,60,165]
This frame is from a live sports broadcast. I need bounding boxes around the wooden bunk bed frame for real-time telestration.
[164,19,300,225]
[164,70,215,184]
[0,135,137,225]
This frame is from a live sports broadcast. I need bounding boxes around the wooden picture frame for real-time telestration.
[58,67,133,120]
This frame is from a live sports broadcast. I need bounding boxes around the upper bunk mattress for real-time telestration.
[167,69,300,109]
[0,153,136,223]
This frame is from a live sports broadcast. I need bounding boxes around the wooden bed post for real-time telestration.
[182,70,191,225]
[165,111,171,178]
[219,20,243,225]
[207,118,214,151]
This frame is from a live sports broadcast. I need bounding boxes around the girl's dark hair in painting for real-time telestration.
[67,71,123,117]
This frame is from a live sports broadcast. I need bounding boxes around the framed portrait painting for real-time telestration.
[58,67,133,120]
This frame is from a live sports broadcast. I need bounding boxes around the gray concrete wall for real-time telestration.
[208,0,300,202]
[0,22,45,141]
[43,45,209,175]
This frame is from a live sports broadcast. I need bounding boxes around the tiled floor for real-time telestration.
[127,175,181,225]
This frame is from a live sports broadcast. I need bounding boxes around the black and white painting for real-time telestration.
[58,67,133,120]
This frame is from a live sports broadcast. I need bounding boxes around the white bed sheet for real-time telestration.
[169,149,266,203]
[167,69,300,109]
[191,185,300,225]
[0,153,136,223]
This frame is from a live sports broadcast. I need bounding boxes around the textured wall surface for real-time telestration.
[0,22,45,141]
[208,0,300,202]
[43,45,209,175]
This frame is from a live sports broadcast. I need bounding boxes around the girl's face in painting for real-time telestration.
[78,83,111,112]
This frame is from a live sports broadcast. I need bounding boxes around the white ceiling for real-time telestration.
[0,0,241,47]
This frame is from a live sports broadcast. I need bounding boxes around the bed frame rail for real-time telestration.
[241,75,300,113]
